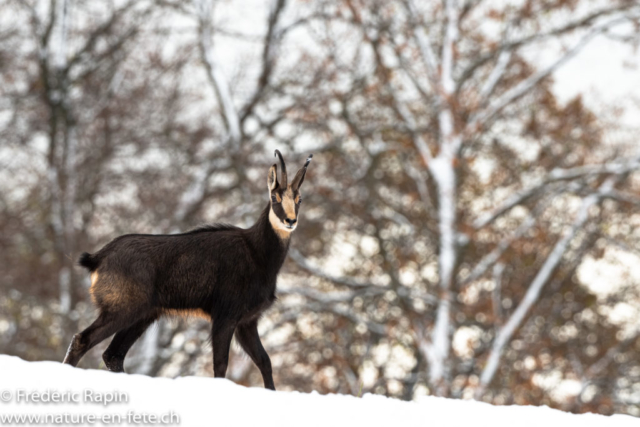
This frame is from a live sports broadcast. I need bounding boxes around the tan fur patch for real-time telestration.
[99,290,123,307]
[269,208,294,240]
[89,272,143,310]
[161,308,211,320]
[89,271,99,303]
[91,271,99,286]
[282,188,296,219]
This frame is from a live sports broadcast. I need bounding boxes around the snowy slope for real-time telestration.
[0,355,636,426]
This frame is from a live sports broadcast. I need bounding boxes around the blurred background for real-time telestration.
[1,0,640,417]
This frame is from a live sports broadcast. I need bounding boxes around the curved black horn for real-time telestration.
[274,149,287,187]
[303,154,313,169]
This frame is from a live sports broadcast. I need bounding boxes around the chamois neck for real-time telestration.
[250,203,291,258]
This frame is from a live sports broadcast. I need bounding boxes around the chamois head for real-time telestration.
[268,150,313,237]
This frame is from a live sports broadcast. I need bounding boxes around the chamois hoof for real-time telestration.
[103,353,125,373]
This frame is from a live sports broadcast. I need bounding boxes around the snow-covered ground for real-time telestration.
[0,355,636,426]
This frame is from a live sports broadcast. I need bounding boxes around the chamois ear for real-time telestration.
[291,154,313,190]
[268,164,279,191]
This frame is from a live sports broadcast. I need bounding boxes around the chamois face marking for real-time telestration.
[269,187,300,238]
[268,150,312,240]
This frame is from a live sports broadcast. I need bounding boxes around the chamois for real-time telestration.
[62,150,312,390]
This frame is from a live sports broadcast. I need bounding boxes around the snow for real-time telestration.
[0,355,636,426]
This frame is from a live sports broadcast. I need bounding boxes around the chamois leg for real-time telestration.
[63,311,128,367]
[235,320,275,390]
[102,316,157,373]
[211,321,236,379]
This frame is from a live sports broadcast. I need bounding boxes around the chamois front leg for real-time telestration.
[235,319,275,390]
[211,321,237,379]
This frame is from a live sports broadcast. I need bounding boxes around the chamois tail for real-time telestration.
[78,252,99,272]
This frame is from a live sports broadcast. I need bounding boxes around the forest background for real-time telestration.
[1,0,640,417]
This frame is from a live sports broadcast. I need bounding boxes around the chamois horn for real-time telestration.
[274,149,287,187]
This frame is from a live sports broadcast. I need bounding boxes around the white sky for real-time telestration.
[554,34,640,128]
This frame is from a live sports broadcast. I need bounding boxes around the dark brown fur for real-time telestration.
[62,152,312,390]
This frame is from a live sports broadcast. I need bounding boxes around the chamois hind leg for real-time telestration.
[63,311,132,367]
[211,320,237,379]
[235,319,275,390]
[102,316,157,373]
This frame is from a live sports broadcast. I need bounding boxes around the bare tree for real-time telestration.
[263,0,640,413]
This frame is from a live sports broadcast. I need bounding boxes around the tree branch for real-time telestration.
[239,0,287,125]
[473,160,640,230]
[196,0,241,146]
[475,176,618,398]
[468,13,638,132]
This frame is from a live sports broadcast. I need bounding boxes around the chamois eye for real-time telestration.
[271,195,279,204]
[297,197,302,204]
